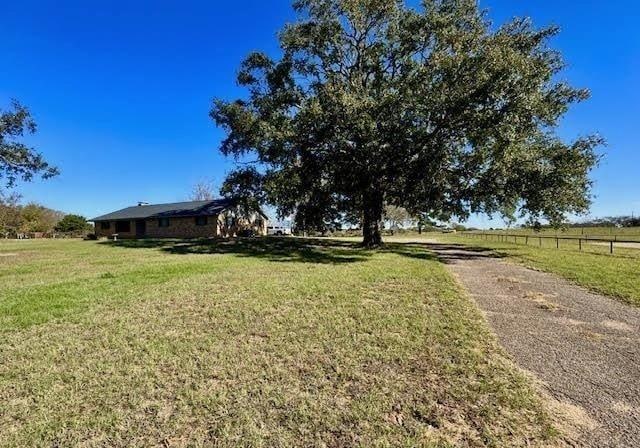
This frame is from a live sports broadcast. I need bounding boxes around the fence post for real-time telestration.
[579,238,582,251]
[525,236,528,245]
[610,241,614,254]
[556,237,559,249]
[539,237,542,247]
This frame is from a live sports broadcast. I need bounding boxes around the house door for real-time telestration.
[135,220,146,238]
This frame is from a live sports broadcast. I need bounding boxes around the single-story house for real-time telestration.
[91,198,268,239]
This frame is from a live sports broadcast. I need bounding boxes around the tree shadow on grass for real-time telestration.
[100,237,370,264]
[99,237,444,264]
[420,242,506,264]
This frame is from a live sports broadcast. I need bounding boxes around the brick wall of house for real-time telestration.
[94,211,268,239]
[146,216,219,238]
[95,220,136,238]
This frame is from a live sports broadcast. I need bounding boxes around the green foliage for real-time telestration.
[219,167,268,218]
[452,223,467,232]
[0,100,59,189]
[0,196,65,236]
[0,191,21,237]
[384,205,413,230]
[19,203,64,233]
[55,214,91,233]
[212,0,602,246]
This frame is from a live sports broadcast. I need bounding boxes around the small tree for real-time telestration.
[55,214,91,233]
[190,180,216,201]
[452,223,467,232]
[384,205,412,233]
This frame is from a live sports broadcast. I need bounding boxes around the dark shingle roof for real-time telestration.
[90,199,236,222]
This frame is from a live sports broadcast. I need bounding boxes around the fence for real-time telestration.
[460,232,640,254]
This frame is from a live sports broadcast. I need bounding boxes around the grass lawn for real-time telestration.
[437,234,640,307]
[0,238,561,447]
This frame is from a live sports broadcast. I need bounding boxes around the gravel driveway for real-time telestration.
[425,241,640,447]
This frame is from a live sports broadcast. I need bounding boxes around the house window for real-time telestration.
[115,221,131,233]
[100,222,110,230]
[158,218,170,228]
[195,216,208,226]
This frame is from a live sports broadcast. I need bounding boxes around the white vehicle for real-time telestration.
[267,225,292,236]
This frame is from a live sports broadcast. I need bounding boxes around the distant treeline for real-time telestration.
[520,215,640,231]
[0,193,91,238]
[574,216,640,228]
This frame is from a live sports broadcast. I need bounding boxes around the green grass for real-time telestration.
[474,227,640,242]
[0,238,562,447]
[439,234,640,306]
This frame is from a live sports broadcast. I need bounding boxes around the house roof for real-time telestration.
[90,199,237,222]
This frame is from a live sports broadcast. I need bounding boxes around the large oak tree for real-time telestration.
[212,0,602,247]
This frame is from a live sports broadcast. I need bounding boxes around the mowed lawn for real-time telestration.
[1,238,560,447]
[437,234,640,306]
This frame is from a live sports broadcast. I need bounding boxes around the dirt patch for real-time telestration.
[611,401,637,414]
[524,291,560,311]
[601,319,635,332]
[496,276,529,284]
[552,399,600,439]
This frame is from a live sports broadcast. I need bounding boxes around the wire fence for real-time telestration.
[459,232,640,255]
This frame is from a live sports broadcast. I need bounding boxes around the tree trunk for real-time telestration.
[362,190,383,248]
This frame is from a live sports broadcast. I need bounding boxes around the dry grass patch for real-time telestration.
[524,291,560,311]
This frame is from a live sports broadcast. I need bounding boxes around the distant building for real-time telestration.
[91,198,267,239]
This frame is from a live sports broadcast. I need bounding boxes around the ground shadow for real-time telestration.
[99,237,446,265]
[100,237,371,264]
[420,242,506,264]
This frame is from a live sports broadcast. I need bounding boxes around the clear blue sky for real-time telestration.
[2,0,638,226]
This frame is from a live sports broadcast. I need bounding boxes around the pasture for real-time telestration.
[480,227,640,242]
[0,238,560,447]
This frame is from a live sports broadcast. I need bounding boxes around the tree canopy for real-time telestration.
[0,191,22,238]
[55,214,92,233]
[19,203,64,234]
[1,100,59,190]
[384,205,413,231]
[211,0,602,246]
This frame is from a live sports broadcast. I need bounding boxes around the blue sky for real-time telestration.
[2,0,638,227]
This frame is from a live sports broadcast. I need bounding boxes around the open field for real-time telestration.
[477,227,640,242]
[460,232,640,253]
[435,234,640,307]
[0,238,561,447]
